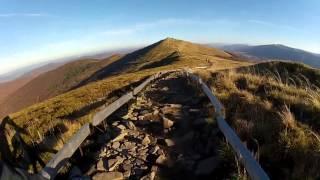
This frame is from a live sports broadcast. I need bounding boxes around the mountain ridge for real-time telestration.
[2,38,320,179]
[0,62,64,105]
[213,43,320,67]
[78,38,234,84]
[0,55,122,118]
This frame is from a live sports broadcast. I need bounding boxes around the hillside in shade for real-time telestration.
[0,55,121,118]
[0,63,64,105]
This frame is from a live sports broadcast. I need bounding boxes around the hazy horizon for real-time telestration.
[0,0,319,75]
[1,39,320,78]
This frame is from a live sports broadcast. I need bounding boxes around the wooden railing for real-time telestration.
[39,70,269,180]
[184,70,269,180]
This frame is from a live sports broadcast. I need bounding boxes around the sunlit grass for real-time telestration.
[197,61,320,179]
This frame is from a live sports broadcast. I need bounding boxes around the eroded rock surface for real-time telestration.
[69,73,222,180]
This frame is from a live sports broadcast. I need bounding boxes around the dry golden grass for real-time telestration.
[0,38,250,172]
[197,61,320,179]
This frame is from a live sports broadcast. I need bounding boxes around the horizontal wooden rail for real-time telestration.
[92,92,134,126]
[39,69,269,180]
[40,124,91,179]
[185,70,269,180]
[133,75,155,95]
[38,71,180,179]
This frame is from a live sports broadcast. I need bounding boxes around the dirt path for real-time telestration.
[67,72,226,180]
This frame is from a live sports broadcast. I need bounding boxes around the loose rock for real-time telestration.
[125,121,136,130]
[107,157,124,171]
[96,159,105,171]
[121,163,133,171]
[141,171,156,180]
[124,141,135,149]
[112,142,120,149]
[149,145,160,154]
[92,172,124,180]
[142,135,151,145]
[156,155,167,165]
[112,131,128,142]
[117,124,127,130]
[140,110,149,115]
[163,117,174,129]
[165,139,175,147]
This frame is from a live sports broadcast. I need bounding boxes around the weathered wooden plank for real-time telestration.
[193,75,269,180]
[92,92,134,126]
[200,83,224,115]
[187,73,199,82]
[39,73,172,179]
[217,116,269,180]
[133,75,155,95]
[40,123,91,179]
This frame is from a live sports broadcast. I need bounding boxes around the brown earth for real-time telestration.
[65,72,236,180]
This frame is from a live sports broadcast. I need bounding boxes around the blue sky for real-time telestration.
[0,0,319,75]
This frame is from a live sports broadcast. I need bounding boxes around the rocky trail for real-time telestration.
[66,72,226,180]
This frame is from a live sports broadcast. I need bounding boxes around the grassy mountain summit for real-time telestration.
[81,38,235,82]
[0,38,248,170]
[1,38,320,179]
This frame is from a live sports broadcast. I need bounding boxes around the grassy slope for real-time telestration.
[0,55,121,119]
[0,63,64,105]
[4,38,320,179]
[197,61,320,179]
[80,38,240,81]
[0,38,250,170]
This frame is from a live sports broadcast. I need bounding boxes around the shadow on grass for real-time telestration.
[0,116,68,173]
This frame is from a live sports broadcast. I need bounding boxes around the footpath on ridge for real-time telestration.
[66,72,228,180]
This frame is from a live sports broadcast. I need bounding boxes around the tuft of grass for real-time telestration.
[278,105,296,130]
[197,61,320,179]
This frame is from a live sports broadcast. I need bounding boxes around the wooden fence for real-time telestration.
[184,70,269,180]
[39,70,269,180]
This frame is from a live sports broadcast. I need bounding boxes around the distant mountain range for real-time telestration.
[0,63,65,105]
[0,58,74,83]
[0,55,122,118]
[0,38,237,118]
[210,44,320,68]
[1,40,319,118]
[0,47,138,83]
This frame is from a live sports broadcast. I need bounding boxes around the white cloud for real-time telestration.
[0,13,54,18]
[101,18,187,36]
[102,29,136,36]
[248,19,274,26]
[100,18,238,37]
[248,19,300,32]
